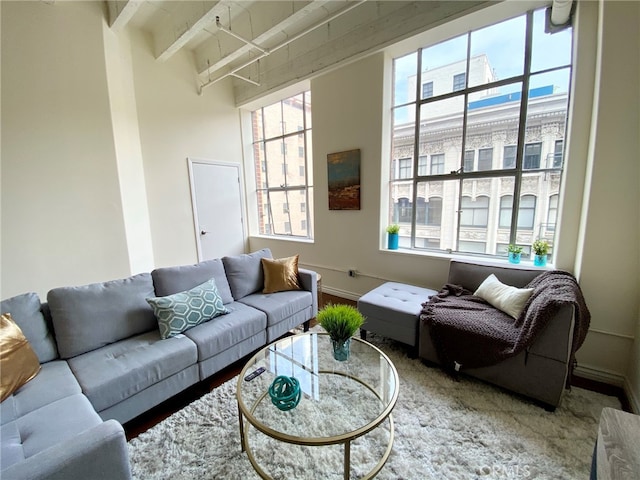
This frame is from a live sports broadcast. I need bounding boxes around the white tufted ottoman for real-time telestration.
[357,282,437,351]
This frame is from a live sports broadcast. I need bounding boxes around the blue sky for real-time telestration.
[393,8,573,110]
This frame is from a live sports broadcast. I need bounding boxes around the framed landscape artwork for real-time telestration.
[327,149,361,210]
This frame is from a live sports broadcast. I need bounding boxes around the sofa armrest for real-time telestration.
[298,268,318,317]
[2,420,131,480]
[528,303,574,362]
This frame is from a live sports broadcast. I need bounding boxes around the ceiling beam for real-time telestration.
[107,0,142,32]
[153,1,231,63]
[234,1,491,105]
[194,0,332,77]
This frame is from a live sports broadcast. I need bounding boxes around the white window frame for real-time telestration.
[387,7,572,257]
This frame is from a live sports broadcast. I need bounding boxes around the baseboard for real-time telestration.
[321,286,360,302]
[574,364,626,387]
[623,377,640,414]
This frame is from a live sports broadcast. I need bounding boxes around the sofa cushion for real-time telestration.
[262,255,302,294]
[151,258,233,304]
[146,278,230,339]
[0,314,41,403]
[67,330,197,413]
[222,249,272,300]
[0,360,81,425]
[474,274,534,319]
[1,292,58,363]
[238,290,312,328]
[183,301,266,361]
[0,394,102,470]
[48,273,157,359]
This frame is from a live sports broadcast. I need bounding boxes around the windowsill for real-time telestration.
[379,246,554,269]
[250,234,315,244]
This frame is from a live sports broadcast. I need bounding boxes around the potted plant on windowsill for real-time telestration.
[317,304,365,361]
[386,224,400,250]
[532,239,549,267]
[507,244,524,264]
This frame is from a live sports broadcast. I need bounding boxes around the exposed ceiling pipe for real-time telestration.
[216,16,269,54]
[546,0,573,32]
[230,73,260,86]
[550,0,573,25]
[199,0,367,94]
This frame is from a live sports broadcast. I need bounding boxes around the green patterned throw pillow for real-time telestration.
[147,278,230,339]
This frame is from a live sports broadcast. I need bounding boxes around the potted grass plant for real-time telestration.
[507,244,523,264]
[386,224,400,250]
[532,239,549,267]
[317,304,365,361]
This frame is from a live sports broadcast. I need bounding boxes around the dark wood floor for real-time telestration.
[123,292,630,440]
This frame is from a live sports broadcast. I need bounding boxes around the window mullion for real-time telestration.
[303,92,312,238]
[510,11,535,246]
[454,32,472,253]
[410,48,424,248]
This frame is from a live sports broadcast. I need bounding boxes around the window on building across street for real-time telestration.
[418,156,428,176]
[389,7,572,257]
[251,91,313,238]
[552,140,564,168]
[503,145,517,169]
[524,142,542,169]
[430,154,445,174]
[422,81,434,99]
[478,148,493,171]
[398,158,412,179]
[464,150,475,172]
[453,73,466,91]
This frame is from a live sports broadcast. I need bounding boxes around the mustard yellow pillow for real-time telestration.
[262,255,302,294]
[1,313,41,402]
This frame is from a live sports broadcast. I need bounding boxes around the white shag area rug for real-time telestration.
[128,331,620,479]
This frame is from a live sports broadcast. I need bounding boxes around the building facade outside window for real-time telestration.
[251,91,313,238]
[389,8,572,257]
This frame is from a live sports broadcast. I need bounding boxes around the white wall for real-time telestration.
[102,24,155,276]
[129,29,244,269]
[1,1,244,298]
[1,1,131,298]
[570,0,640,391]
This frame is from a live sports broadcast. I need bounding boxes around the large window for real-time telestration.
[252,92,313,238]
[389,8,572,257]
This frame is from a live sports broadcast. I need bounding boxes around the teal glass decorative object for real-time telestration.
[386,224,400,250]
[268,376,301,411]
[331,338,351,361]
[534,254,547,267]
[387,233,399,250]
[508,252,521,264]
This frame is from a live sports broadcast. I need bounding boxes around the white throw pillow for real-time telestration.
[474,274,534,319]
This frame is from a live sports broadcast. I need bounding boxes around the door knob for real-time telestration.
[200,230,208,235]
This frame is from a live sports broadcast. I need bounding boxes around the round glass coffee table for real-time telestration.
[237,332,399,480]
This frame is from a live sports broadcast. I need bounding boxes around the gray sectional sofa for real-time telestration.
[1,248,317,480]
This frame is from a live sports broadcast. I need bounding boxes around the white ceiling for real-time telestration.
[106,1,489,104]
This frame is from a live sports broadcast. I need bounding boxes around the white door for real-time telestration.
[188,159,246,261]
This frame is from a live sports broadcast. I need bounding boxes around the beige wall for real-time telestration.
[1,1,243,298]
[572,0,639,407]
[129,29,243,269]
[1,1,131,298]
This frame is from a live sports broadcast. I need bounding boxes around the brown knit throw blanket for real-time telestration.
[420,270,590,384]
